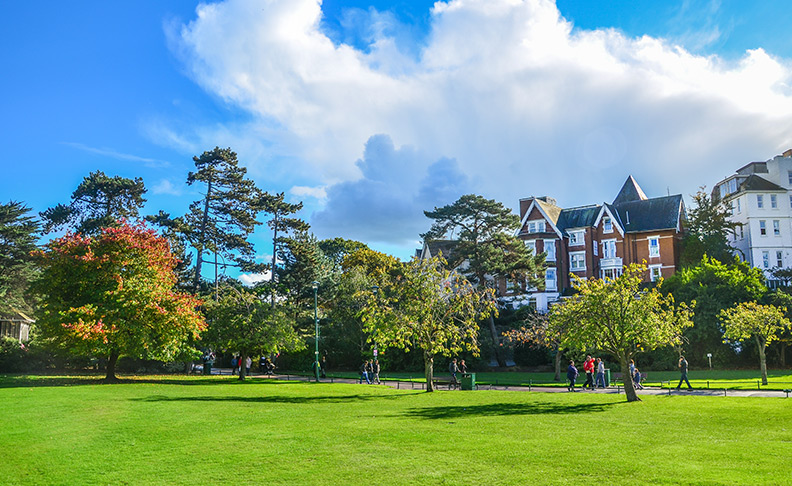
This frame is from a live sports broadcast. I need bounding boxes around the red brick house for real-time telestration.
[502,176,685,311]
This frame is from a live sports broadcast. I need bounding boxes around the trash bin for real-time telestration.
[203,362,212,375]
[605,368,611,387]
[461,373,476,390]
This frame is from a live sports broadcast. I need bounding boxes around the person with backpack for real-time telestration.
[359,360,371,384]
[567,360,579,392]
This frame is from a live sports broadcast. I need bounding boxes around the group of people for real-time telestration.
[359,359,381,384]
[566,355,607,391]
[231,355,252,375]
[448,358,468,385]
[260,357,276,375]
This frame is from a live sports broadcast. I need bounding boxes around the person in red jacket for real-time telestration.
[582,355,595,390]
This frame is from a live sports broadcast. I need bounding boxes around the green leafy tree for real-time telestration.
[680,188,739,267]
[319,237,369,269]
[423,194,545,366]
[0,201,40,314]
[548,264,693,402]
[205,284,304,380]
[276,231,333,331]
[662,256,766,366]
[360,256,497,392]
[256,192,310,306]
[40,170,146,235]
[504,312,563,381]
[32,222,206,381]
[720,302,791,385]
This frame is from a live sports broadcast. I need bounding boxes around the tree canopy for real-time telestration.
[32,222,205,381]
[549,263,693,402]
[680,187,739,267]
[0,201,40,314]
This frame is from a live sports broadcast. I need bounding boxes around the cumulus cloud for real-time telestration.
[239,271,271,287]
[151,179,183,196]
[172,0,792,250]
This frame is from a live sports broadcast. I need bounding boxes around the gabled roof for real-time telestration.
[516,198,563,238]
[612,194,683,233]
[593,204,625,236]
[534,198,562,225]
[612,176,649,205]
[739,174,786,192]
[421,239,459,262]
[555,205,599,232]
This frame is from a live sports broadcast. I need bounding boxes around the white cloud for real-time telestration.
[239,271,271,287]
[151,179,183,196]
[290,185,327,201]
[172,0,792,250]
[63,142,171,168]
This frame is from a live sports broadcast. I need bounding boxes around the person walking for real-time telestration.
[245,356,252,376]
[583,355,595,389]
[320,356,327,379]
[633,367,644,390]
[372,359,381,384]
[360,360,371,384]
[566,360,579,392]
[231,355,238,375]
[595,357,606,388]
[449,358,459,387]
[676,356,693,390]
[459,360,468,374]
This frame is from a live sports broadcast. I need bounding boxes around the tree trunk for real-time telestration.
[553,346,562,382]
[270,211,279,308]
[104,351,120,382]
[619,356,640,402]
[780,342,787,368]
[424,352,435,392]
[193,176,213,292]
[757,336,768,386]
[487,314,506,367]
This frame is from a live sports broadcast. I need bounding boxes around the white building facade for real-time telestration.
[713,149,792,282]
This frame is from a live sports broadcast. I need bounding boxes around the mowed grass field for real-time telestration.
[2,374,791,485]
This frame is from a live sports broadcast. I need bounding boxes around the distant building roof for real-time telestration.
[612,176,649,205]
[556,205,600,232]
[421,239,459,262]
[739,174,786,192]
[612,194,684,232]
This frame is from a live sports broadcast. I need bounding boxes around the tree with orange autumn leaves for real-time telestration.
[32,222,205,381]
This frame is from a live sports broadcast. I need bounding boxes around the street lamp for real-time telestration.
[371,285,379,360]
[312,281,320,382]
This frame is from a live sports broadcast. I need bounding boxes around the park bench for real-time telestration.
[433,377,460,390]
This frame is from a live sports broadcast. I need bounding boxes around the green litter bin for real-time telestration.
[203,363,212,375]
[461,373,476,390]
[605,369,611,387]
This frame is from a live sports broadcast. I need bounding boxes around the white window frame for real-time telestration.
[737,198,742,213]
[593,240,599,256]
[771,194,778,209]
[757,195,764,209]
[527,220,546,234]
[543,239,556,262]
[648,236,660,257]
[762,251,770,269]
[777,251,784,268]
[760,220,767,236]
[788,170,792,185]
[739,224,744,239]
[525,239,537,254]
[602,239,617,259]
[545,267,557,291]
[728,179,737,193]
[774,220,781,236]
[570,251,586,271]
[649,264,662,282]
[603,217,613,234]
[569,230,585,246]
[601,267,622,281]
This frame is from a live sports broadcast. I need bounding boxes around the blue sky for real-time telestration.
[2,0,792,283]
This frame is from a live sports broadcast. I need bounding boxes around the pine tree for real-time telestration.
[0,201,40,314]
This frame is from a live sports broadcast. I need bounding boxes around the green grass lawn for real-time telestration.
[2,374,792,485]
[315,368,792,390]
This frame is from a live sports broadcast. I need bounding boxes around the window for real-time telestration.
[544,239,556,262]
[739,224,744,239]
[526,220,546,233]
[570,252,586,271]
[545,268,557,291]
[771,194,778,208]
[774,220,781,236]
[789,195,792,209]
[602,239,617,259]
[728,179,737,193]
[730,201,735,215]
[506,279,520,291]
[649,265,662,282]
[719,185,727,198]
[788,170,792,185]
[763,251,770,269]
[601,268,622,280]
[757,195,764,208]
[760,220,767,236]
[569,230,585,246]
[648,236,660,257]
[525,240,536,254]
[603,216,613,233]
[593,240,599,256]
[737,198,742,213]
[777,251,784,268]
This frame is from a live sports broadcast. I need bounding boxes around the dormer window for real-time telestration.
[526,220,546,233]
[603,216,613,233]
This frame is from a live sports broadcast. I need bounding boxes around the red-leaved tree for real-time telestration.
[33,221,206,381]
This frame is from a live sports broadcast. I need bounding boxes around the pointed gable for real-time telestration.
[612,176,648,205]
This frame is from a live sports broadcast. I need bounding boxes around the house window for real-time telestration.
[593,240,599,256]
[719,185,727,198]
[771,194,778,208]
[729,201,735,215]
[737,198,741,213]
[763,251,770,269]
[789,195,792,208]
[525,240,536,254]
[602,239,617,259]
[777,251,784,268]
[649,265,662,282]
[544,239,556,262]
[603,217,613,233]
[570,252,586,271]
[545,268,557,291]
[739,224,744,239]
[757,195,764,208]
[569,230,585,246]
[601,267,622,280]
[526,220,546,233]
[506,279,520,292]
[728,179,737,193]
[788,170,792,185]
[774,220,781,236]
[760,220,767,236]
[648,236,660,257]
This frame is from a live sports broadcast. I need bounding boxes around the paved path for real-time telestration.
[225,369,792,398]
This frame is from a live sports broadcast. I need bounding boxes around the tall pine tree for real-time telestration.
[0,201,40,314]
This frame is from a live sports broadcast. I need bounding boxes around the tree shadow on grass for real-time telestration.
[133,391,423,405]
[404,400,619,420]
[0,374,321,389]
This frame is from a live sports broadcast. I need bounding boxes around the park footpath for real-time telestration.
[216,369,791,399]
